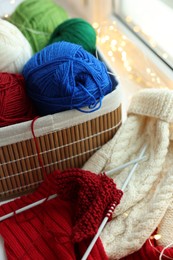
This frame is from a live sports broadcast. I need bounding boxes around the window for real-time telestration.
[113,0,173,69]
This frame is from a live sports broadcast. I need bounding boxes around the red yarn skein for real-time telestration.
[0,73,36,127]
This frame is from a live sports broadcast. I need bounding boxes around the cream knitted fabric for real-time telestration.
[157,198,173,247]
[157,124,173,248]
[83,88,173,259]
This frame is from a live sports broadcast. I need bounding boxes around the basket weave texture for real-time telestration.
[0,106,121,200]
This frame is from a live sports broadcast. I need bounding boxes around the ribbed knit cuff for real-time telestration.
[128,89,173,123]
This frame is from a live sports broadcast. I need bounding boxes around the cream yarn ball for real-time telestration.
[0,18,33,73]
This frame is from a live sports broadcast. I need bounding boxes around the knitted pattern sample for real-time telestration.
[48,168,123,242]
[0,168,122,259]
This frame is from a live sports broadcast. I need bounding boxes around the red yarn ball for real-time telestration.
[0,73,36,127]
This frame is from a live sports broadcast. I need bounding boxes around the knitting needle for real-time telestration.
[0,154,146,222]
[0,194,57,222]
[106,155,146,176]
[81,144,147,260]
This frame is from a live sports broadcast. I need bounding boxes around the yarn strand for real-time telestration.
[159,241,173,260]
[31,117,47,179]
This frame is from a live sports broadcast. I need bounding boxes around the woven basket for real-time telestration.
[0,79,122,200]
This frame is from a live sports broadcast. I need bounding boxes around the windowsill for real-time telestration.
[56,0,173,118]
[95,15,173,119]
[114,0,173,68]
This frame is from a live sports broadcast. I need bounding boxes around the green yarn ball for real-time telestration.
[8,0,68,53]
[48,18,96,54]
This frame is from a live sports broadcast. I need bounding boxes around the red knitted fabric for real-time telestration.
[48,168,123,242]
[0,168,122,260]
[121,238,173,260]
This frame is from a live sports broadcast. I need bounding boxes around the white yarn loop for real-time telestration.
[159,241,173,260]
[0,18,32,73]
[148,239,173,260]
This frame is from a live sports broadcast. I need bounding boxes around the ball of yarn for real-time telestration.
[0,18,32,73]
[48,18,96,54]
[0,73,36,127]
[22,41,113,116]
[9,0,68,53]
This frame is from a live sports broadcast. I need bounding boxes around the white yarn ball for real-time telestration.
[0,18,33,73]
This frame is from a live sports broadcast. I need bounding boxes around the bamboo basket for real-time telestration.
[0,77,122,200]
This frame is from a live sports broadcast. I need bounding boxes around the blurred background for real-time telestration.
[1,0,172,111]
[0,0,172,126]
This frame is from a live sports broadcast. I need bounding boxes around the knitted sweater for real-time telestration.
[83,88,173,259]
[0,168,122,259]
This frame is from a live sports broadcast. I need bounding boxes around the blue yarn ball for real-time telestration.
[22,41,114,116]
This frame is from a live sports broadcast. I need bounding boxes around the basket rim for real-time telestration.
[0,84,121,147]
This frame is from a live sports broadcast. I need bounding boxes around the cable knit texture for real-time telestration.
[83,88,173,259]
[0,168,122,259]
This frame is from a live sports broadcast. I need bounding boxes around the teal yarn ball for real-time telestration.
[48,18,96,54]
[9,0,68,53]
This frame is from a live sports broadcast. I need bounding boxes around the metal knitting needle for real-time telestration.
[0,154,146,222]
[0,194,58,222]
[81,144,147,260]
[106,155,146,176]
